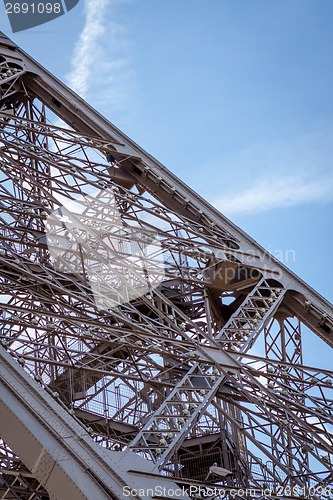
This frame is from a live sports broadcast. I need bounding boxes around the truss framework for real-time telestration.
[0,32,332,500]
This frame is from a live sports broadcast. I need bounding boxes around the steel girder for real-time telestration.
[0,32,333,500]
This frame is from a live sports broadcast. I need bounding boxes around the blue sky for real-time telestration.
[1,0,332,306]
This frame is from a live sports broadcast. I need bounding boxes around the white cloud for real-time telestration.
[214,173,333,215]
[67,0,111,98]
[66,0,131,111]
[210,131,333,216]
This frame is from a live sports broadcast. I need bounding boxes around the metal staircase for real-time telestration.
[129,278,286,470]
[215,278,286,352]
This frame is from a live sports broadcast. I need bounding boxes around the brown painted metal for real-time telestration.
[0,32,332,499]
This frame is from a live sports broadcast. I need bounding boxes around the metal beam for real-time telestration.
[0,31,332,329]
[0,345,126,499]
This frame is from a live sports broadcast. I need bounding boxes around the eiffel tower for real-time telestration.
[0,32,332,500]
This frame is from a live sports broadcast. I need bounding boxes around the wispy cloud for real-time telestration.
[214,173,333,215]
[67,0,111,98]
[210,130,333,215]
[66,0,132,113]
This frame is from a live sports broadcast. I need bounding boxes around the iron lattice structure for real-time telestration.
[0,32,333,500]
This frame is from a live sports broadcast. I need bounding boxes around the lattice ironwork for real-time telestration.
[0,32,333,500]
